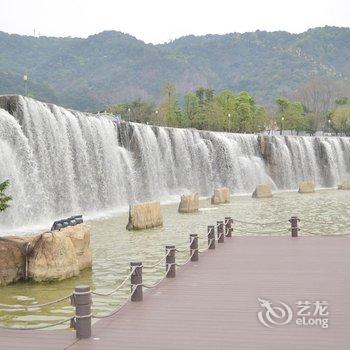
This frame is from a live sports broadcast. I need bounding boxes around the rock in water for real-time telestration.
[28,231,80,282]
[65,225,92,270]
[0,224,92,286]
[211,187,230,205]
[298,181,315,193]
[0,238,24,286]
[339,180,350,190]
[126,202,163,230]
[252,184,273,198]
[178,193,199,213]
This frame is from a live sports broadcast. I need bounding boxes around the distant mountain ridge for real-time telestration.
[0,26,349,111]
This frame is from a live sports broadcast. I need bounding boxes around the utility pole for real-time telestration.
[128,107,131,122]
[23,74,28,96]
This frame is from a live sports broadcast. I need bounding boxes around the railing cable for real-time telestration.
[0,294,72,310]
[232,218,286,226]
[141,250,171,269]
[91,267,136,297]
[0,317,72,330]
[91,285,138,319]
[176,249,196,267]
[175,236,196,253]
[142,264,173,289]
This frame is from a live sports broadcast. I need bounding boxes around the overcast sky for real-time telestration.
[1,0,349,43]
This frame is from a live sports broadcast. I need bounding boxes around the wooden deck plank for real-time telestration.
[1,236,350,349]
[0,329,77,349]
[70,236,350,350]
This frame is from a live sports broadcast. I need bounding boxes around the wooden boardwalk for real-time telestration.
[1,235,350,349]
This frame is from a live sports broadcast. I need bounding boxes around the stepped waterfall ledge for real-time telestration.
[0,95,350,232]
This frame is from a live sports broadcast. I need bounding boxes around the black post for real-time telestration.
[166,245,176,278]
[208,225,215,249]
[229,218,234,237]
[289,216,300,237]
[225,217,232,237]
[130,262,143,301]
[73,285,92,339]
[190,234,199,262]
[217,221,224,243]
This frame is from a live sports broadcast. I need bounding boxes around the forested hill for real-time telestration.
[0,26,349,111]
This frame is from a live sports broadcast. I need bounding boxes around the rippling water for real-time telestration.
[0,189,349,329]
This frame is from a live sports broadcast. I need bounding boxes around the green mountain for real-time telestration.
[0,26,349,111]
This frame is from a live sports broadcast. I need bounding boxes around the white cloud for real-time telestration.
[0,0,349,43]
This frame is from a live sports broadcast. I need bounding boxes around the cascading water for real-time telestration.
[0,95,349,232]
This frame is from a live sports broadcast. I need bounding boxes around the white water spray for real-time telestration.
[0,96,349,231]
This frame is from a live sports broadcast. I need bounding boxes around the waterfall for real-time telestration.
[0,96,349,232]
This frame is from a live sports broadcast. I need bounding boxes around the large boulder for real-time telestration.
[65,224,92,270]
[298,181,315,193]
[28,231,80,282]
[252,184,273,198]
[339,180,350,190]
[126,201,163,230]
[0,238,24,286]
[178,193,199,213]
[211,187,230,205]
[0,224,92,286]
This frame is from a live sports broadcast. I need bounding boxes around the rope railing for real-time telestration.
[234,228,290,235]
[175,249,196,267]
[1,213,341,338]
[232,218,287,226]
[175,236,196,253]
[198,238,213,253]
[0,293,72,310]
[90,267,137,297]
[91,285,138,319]
[142,250,171,269]
[0,317,73,331]
[0,231,202,334]
[142,264,173,289]
[300,218,336,225]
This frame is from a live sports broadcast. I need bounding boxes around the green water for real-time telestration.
[0,189,349,329]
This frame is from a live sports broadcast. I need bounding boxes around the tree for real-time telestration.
[330,105,350,135]
[214,90,237,131]
[184,93,200,126]
[292,78,350,130]
[276,97,309,134]
[160,83,182,127]
[106,86,269,133]
[335,97,349,106]
[107,99,155,124]
[0,180,11,212]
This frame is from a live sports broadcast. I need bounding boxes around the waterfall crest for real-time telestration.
[0,96,349,231]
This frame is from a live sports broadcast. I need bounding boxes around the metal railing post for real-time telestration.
[73,285,92,339]
[208,225,215,249]
[217,221,224,243]
[289,216,300,237]
[225,217,232,237]
[130,262,143,301]
[166,245,176,278]
[190,234,198,262]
